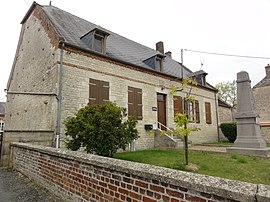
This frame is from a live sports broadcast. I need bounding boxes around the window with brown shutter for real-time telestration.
[205,102,212,124]
[89,78,109,105]
[128,86,142,120]
[183,99,200,123]
[195,100,200,123]
[173,96,183,116]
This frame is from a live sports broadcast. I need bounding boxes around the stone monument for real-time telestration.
[227,71,270,157]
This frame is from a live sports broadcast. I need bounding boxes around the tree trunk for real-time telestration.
[184,123,188,165]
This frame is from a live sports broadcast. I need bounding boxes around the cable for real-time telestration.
[184,49,270,60]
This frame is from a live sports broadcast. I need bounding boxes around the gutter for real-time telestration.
[214,92,220,141]
[55,42,65,148]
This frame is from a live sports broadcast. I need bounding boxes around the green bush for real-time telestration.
[220,122,237,143]
[64,102,139,157]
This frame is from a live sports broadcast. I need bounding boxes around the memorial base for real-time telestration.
[227,147,270,157]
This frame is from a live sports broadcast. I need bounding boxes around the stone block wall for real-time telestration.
[60,50,219,148]
[2,13,58,166]
[253,86,270,143]
[10,143,270,202]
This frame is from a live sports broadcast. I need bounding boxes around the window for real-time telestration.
[205,102,212,124]
[94,31,105,53]
[80,28,110,54]
[184,99,200,123]
[128,86,142,120]
[173,96,183,116]
[195,100,200,123]
[89,78,109,105]
[156,57,163,72]
[0,120,4,132]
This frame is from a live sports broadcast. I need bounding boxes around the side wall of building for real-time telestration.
[1,12,59,166]
[253,86,270,143]
[59,49,219,149]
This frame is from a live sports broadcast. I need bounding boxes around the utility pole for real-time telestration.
[181,49,184,79]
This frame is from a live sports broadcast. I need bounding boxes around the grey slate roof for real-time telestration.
[39,4,215,91]
[253,77,270,88]
[218,99,231,108]
[0,102,5,115]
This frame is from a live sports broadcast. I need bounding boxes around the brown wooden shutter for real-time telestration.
[128,87,135,117]
[89,78,99,105]
[195,100,200,123]
[128,86,143,120]
[100,81,109,104]
[135,88,143,120]
[205,102,212,124]
[89,78,109,105]
[174,96,183,116]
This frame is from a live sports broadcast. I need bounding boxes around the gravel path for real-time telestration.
[189,145,227,153]
[0,168,59,202]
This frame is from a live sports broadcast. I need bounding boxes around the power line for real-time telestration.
[184,49,270,60]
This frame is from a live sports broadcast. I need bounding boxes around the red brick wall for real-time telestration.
[9,143,269,202]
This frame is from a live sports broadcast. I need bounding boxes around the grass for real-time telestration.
[114,149,270,185]
[203,141,270,148]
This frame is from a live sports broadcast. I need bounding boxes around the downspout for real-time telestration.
[214,92,220,142]
[55,42,65,148]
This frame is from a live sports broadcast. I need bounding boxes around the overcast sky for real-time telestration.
[1,0,270,101]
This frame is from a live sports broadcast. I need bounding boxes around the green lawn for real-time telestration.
[114,149,270,185]
[202,141,270,148]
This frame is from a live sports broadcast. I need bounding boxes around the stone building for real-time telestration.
[253,65,270,143]
[218,98,233,123]
[0,102,5,131]
[1,2,219,166]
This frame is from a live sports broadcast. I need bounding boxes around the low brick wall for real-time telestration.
[10,143,270,202]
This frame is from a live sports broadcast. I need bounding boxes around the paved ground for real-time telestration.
[0,168,58,202]
[190,145,227,153]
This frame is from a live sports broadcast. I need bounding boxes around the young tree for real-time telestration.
[170,78,200,165]
[64,102,139,157]
[215,80,236,108]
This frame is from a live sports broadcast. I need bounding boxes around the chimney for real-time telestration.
[165,51,172,59]
[156,41,164,54]
[266,64,270,79]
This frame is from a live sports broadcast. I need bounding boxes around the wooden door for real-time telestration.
[157,93,166,130]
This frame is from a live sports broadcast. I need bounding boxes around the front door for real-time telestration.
[157,93,166,130]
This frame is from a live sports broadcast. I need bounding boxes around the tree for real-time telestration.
[215,80,237,108]
[170,78,200,165]
[64,102,139,157]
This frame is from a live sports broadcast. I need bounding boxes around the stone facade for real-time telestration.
[10,143,270,202]
[1,11,59,166]
[253,65,270,143]
[2,3,219,166]
[60,50,219,147]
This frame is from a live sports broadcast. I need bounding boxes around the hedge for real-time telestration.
[220,122,237,143]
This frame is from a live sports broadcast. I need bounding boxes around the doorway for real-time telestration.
[157,93,166,130]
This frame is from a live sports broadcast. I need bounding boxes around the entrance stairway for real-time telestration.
[154,122,183,149]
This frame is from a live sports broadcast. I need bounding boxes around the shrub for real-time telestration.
[220,122,237,143]
[64,102,139,157]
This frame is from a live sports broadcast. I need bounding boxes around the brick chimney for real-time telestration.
[165,51,172,58]
[266,64,270,79]
[156,41,164,54]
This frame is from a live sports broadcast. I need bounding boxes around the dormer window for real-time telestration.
[155,56,163,72]
[143,54,165,72]
[81,28,110,54]
[94,30,105,53]
[188,70,208,86]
